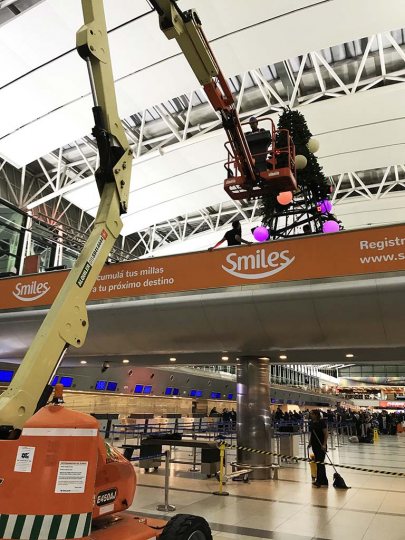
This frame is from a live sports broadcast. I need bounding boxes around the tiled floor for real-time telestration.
[126,436,405,539]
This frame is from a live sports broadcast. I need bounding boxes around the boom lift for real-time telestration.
[150,0,297,200]
[0,1,211,539]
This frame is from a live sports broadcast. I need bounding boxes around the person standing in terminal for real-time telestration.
[248,115,265,134]
[275,406,283,421]
[208,220,252,251]
[230,408,237,427]
[308,409,329,488]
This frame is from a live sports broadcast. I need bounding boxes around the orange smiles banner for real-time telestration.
[1,223,405,311]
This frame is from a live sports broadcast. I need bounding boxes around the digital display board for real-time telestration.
[107,382,118,392]
[143,385,152,395]
[95,380,107,391]
[134,384,144,393]
[59,376,73,388]
[0,370,14,383]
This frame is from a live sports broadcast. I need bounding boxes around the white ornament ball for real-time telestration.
[295,154,308,170]
[307,138,320,154]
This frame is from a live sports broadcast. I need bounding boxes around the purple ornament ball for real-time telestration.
[323,220,340,234]
[320,199,333,214]
[253,226,270,242]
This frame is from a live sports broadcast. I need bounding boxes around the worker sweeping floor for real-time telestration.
[126,436,405,540]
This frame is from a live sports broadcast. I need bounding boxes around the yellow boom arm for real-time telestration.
[0,0,132,432]
[150,0,256,182]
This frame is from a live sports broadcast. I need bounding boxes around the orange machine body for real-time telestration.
[0,406,99,521]
[93,437,136,519]
[90,513,165,540]
[0,405,152,540]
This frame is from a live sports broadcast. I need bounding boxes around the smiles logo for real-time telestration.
[222,248,295,279]
[12,280,50,302]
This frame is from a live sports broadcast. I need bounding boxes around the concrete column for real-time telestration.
[236,356,272,479]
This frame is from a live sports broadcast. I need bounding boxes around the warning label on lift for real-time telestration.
[55,461,88,493]
[76,229,108,288]
[14,446,35,473]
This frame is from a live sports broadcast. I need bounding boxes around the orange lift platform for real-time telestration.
[224,117,298,200]
[150,0,298,203]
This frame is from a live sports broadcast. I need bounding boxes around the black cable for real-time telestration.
[0,6,156,92]
[0,0,336,142]
[1,0,333,93]
[209,0,334,45]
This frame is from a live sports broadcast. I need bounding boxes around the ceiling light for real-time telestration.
[170,357,176,362]
[259,357,270,360]
[345,354,354,358]
[80,360,87,365]
[221,356,229,361]
[279,355,287,360]
[123,359,130,364]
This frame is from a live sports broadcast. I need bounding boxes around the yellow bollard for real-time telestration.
[213,443,229,496]
[373,428,379,443]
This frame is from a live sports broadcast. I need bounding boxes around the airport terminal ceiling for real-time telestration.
[1,1,405,257]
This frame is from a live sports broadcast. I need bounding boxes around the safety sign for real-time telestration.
[55,461,88,494]
[14,446,35,473]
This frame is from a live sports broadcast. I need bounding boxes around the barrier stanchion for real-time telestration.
[157,450,176,512]
[301,428,307,454]
[111,425,116,447]
[189,426,199,471]
[275,435,280,465]
[335,426,340,447]
[329,428,336,450]
[189,445,199,472]
[213,443,229,496]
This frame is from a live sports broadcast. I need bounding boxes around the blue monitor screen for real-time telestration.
[50,375,59,386]
[143,385,152,395]
[165,387,173,396]
[60,376,73,388]
[211,392,221,399]
[0,370,13,383]
[95,380,107,391]
[189,389,197,397]
[172,388,179,396]
[134,384,144,393]
[195,390,203,398]
[227,393,234,400]
[107,382,118,392]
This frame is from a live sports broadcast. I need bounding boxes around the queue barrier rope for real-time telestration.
[220,442,405,477]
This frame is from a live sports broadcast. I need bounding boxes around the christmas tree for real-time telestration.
[260,107,334,237]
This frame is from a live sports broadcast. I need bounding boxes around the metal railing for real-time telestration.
[108,419,238,446]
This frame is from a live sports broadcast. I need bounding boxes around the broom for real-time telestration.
[312,429,350,490]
